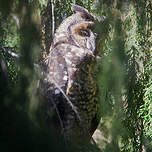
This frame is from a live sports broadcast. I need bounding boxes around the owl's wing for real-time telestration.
[44,46,68,95]
[43,44,81,121]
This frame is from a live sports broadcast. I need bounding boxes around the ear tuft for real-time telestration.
[71,4,88,13]
[71,4,94,21]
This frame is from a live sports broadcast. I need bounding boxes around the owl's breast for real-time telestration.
[65,55,99,134]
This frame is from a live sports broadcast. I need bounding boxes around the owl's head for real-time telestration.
[69,4,97,52]
[53,4,98,54]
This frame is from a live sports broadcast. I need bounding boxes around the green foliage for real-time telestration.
[0,10,20,85]
[94,0,152,152]
[142,81,152,138]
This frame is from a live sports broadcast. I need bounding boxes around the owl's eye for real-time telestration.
[78,29,90,37]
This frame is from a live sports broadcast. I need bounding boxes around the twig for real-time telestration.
[51,0,55,38]
[48,96,64,132]
[0,47,20,58]
[0,47,42,74]
[52,79,81,122]
[91,137,97,146]
[10,13,20,28]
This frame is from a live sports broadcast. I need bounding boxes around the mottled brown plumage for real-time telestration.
[41,4,100,144]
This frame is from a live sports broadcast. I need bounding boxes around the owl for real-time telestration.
[41,4,101,144]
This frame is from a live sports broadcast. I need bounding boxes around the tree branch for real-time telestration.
[51,0,55,38]
[0,46,20,58]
